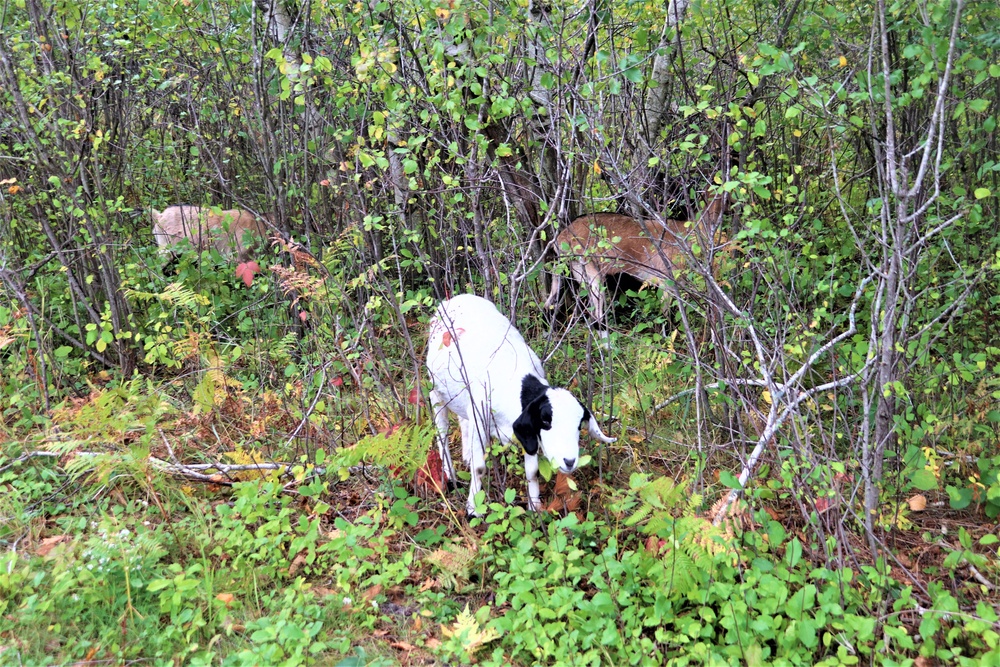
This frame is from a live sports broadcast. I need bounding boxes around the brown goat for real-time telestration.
[545,194,728,321]
[150,205,270,260]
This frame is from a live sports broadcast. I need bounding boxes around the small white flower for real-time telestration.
[342,596,352,606]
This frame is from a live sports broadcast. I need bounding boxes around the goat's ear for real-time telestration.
[579,403,591,428]
[512,410,540,456]
[513,395,551,456]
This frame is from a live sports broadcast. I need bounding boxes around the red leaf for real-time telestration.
[331,376,344,388]
[235,261,261,288]
[298,310,309,322]
[408,387,421,405]
[440,327,465,348]
[415,447,445,494]
[379,422,402,437]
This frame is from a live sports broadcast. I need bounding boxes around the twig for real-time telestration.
[283,361,330,449]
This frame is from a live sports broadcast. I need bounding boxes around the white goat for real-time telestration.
[426,294,615,515]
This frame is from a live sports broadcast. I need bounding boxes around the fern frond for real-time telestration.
[336,422,436,477]
[625,502,654,527]
[125,282,211,311]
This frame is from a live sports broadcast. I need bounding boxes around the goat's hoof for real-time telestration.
[527,498,543,512]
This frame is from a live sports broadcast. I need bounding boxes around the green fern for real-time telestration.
[624,473,688,526]
[626,473,733,596]
[125,282,211,311]
[335,422,436,479]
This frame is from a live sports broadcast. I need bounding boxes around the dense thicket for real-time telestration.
[2,0,999,663]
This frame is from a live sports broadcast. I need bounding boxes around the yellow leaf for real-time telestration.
[593,160,602,175]
[838,55,847,68]
[761,390,772,405]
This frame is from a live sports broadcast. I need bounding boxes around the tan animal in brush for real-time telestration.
[150,205,270,260]
[545,193,728,321]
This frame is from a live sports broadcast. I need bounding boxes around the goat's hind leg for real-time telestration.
[430,390,458,490]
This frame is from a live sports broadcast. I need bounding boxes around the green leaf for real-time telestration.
[910,469,937,491]
[719,470,742,489]
[146,579,171,592]
[539,457,553,482]
[785,537,802,568]
[968,99,990,113]
[946,485,973,510]
[974,187,991,199]
[623,68,643,84]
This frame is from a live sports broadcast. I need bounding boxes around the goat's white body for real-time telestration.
[426,294,614,514]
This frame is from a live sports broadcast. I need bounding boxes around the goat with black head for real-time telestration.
[426,294,615,515]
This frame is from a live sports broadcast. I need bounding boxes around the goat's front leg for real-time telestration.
[461,419,487,516]
[524,453,542,511]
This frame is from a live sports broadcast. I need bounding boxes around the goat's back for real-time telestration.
[427,294,545,397]
[150,205,268,256]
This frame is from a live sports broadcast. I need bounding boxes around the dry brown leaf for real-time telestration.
[288,553,308,577]
[362,584,383,602]
[215,593,235,607]
[312,586,337,597]
[68,645,102,666]
[391,641,416,651]
[221,618,246,633]
[545,493,581,512]
[37,535,70,558]
[425,638,442,649]
[908,494,928,511]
